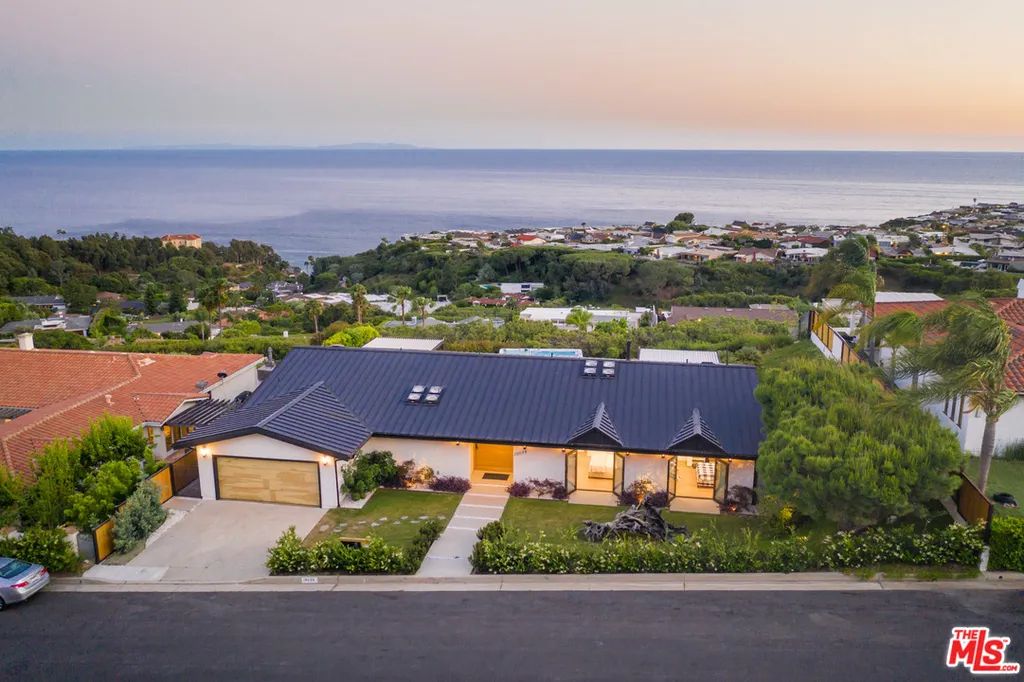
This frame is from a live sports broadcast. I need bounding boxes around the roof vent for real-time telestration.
[217,371,228,379]
[195,379,209,390]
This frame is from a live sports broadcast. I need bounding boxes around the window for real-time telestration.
[144,426,156,445]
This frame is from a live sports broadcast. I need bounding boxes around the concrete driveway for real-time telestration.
[127,499,325,581]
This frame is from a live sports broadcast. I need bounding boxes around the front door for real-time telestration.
[474,444,514,473]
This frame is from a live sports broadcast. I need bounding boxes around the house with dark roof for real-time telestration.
[177,347,764,512]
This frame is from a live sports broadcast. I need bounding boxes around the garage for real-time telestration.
[214,456,321,506]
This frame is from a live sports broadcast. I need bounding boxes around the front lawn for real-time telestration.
[965,458,1023,518]
[500,498,763,547]
[304,488,462,549]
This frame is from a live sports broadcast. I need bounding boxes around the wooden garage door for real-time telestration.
[474,444,513,473]
[215,457,320,506]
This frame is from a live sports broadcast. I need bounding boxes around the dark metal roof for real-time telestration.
[568,402,623,448]
[164,400,237,427]
[181,347,764,458]
[177,382,371,458]
[668,408,725,455]
[0,406,31,420]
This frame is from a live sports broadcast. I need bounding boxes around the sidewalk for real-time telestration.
[52,571,1024,593]
[416,481,509,577]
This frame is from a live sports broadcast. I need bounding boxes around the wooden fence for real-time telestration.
[809,309,864,366]
[90,465,174,563]
[953,472,994,540]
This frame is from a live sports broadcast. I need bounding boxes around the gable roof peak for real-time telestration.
[568,401,623,447]
[668,408,725,454]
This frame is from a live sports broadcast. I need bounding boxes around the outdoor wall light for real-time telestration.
[320,455,331,466]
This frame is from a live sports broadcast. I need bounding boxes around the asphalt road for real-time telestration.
[1,589,1021,681]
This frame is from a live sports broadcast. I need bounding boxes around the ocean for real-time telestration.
[0,149,1021,263]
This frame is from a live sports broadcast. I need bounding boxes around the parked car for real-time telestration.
[0,557,50,610]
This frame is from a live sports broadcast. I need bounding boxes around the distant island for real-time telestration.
[124,142,421,151]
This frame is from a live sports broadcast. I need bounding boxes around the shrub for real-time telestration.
[267,521,444,575]
[617,477,656,506]
[470,523,984,575]
[999,440,1024,461]
[66,460,141,529]
[988,516,1024,572]
[646,491,670,508]
[721,485,755,513]
[342,451,399,499]
[527,478,568,500]
[429,476,471,493]
[507,481,532,498]
[476,521,508,543]
[391,460,434,488]
[112,481,167,553]
[0,527,79,573]
[0,467,24,528]
[77,415,151,469]
[20,439,82,529]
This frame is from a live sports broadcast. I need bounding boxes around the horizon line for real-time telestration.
[1,145,1023,154]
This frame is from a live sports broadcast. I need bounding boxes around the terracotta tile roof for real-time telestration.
[0,349,261,479]
[873,297,1024,393]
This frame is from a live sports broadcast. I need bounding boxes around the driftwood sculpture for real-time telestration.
[581,498,689,542]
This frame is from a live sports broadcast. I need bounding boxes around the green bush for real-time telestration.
[267,520,445,575]
[341,451,399,500]
[999,440,1024,461]
[470,524,984,574]
[20,439,82,529]
[0,467,24,528]
[988,516,1024,572]
[112,481,167,553]
[0,527,80,573]
[77,415,151,469]
[66,460,142,529]
[476,521,508,543]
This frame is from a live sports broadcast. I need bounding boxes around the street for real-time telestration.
[1,589,1021,680]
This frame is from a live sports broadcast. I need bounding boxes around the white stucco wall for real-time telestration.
[515,447,565,482]
[363,437,472,478]
[930,397,1024,455]
[196,433,339,509]
[208,362,261,401]
[624,454,669,491]
[728,459,755,490]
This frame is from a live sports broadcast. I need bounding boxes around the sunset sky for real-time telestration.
[2,0,1022,150]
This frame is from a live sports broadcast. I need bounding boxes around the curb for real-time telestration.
[50,571,1024,592]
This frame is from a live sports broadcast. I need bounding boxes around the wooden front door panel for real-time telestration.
[474,444,514,472]
[216,457,320,506]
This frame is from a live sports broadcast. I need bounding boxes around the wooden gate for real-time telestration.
[169,448,200,494]
[954,472,993,540]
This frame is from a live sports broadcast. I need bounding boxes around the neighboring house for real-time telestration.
[9,295,66,314]
[638,349,722,364]
[161,233,203,249]
[361,338,443,351]
[0,315,92,336]
[781,247,830,263]
[0,341,262,478]
[668,305,798,330]
[497,282,544,295]
[520,307,645,329]
[129,320,200,337]
[858,282,1024,455]
[734,247,779,264]
[177,347,763,513]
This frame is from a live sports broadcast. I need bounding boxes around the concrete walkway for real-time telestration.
[417,481,509,577]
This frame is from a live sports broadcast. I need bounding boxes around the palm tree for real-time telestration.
[565,307,593,332]
[351,284,368,324]
[191,307,210,341]
[904,297,1015,493]
[304,299,324,337]
[391,286,412,322]
[413,297,429,327]
[857,311,924,385]
[200,278,230,323]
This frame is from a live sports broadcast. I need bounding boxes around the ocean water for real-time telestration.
[0,149,1021,262]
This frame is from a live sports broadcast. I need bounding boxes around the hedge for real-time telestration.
[267,519,444,575]
[470,523,983,574]
[0,528,80,573]
[988,516,1024,572]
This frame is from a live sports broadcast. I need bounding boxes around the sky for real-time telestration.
[1,0,1023,151]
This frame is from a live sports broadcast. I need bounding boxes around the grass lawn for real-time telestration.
[965,458,1023,518]
[500,497,764,547]
[760,339,821,369]
[304,488,463,549]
